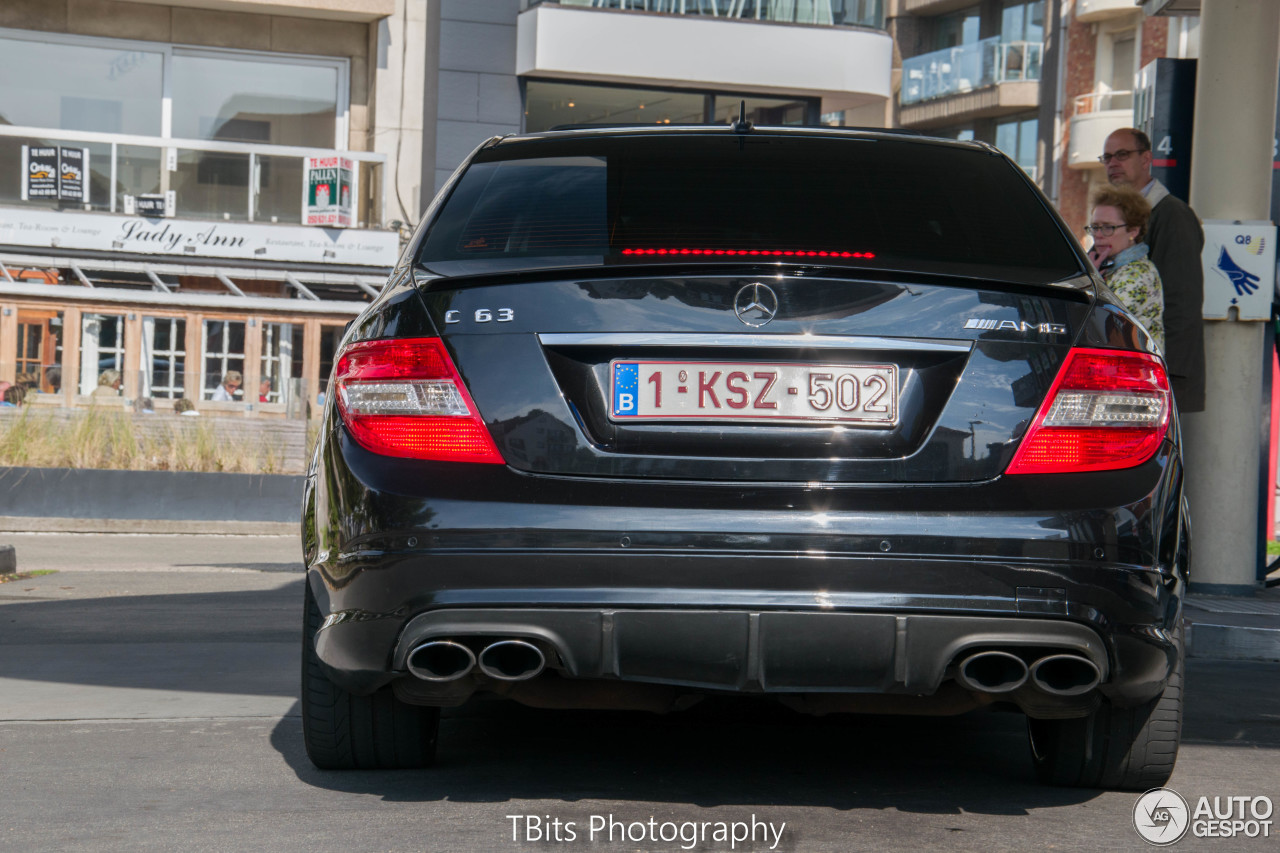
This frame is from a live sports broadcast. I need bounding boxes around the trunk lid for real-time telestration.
[418,270,1092,483]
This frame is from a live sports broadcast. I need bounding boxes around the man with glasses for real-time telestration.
[1100,128,1205,412]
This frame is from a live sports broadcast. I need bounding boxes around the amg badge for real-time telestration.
[965,318,1068,335]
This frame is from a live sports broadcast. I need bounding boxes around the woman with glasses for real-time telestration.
[1086,184,1163,351]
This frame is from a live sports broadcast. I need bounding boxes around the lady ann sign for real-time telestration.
[305,156,354,228]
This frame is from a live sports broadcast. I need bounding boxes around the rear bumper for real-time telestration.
[309,553,1181,716]
[305,431,1185,716]
[393,609,1111,691]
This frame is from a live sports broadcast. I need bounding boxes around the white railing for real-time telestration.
[539,0,885,28]
[901,37,1043,106]
[0,125,386,227]
[1073,89,1134,115]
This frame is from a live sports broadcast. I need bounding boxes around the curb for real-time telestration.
[1187,623,1280,663]
[1,516,297,536]
[0,467,302,524]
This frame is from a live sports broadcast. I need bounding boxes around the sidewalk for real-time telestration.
[1185,579,1280,662]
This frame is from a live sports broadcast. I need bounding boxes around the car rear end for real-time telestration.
[302,128,1185,787]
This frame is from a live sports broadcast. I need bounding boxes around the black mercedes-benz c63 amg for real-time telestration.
[301,124,1186,790]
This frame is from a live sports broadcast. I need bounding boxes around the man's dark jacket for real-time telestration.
[1145,180,1206,413]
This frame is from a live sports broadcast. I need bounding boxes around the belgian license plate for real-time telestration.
[609,360,898,426]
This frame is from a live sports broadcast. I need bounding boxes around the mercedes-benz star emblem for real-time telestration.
[734,283,778,327]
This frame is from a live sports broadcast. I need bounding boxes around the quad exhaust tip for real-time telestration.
[406,640,476,682]
[477,639,546,682]
[956,651,1029,693]
[1029,654,1102,696]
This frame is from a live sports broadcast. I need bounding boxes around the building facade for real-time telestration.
[0,0,415,415]
[1044,0,1199,236]
[419,0,895,195]
[889,0,1046,179]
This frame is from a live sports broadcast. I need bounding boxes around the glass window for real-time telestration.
[173,151,250,221]
[0,137,112,212]
[79,313,125,395]
[936,6,981,49]
[143,317,186,400]
[538,0,884,28]
[525,81,819,133]
[260,322,302,404]
[0,37,163,135]
[202,320,245,400]
[254,155,305,224]
[171,53,340,147]
[995,114,1039,180]
[712,95,810,126]
[526,81,706,132]
[419,135,1082,283]
[15,310,63,393]
[1107,31,1137,108]
[116,145,164,207]
[318,325,346,406]
[1002,1,1045,44]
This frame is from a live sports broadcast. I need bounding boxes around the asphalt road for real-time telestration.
[1,534,1278,853]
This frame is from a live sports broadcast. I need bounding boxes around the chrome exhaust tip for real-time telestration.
[956,651,1029,693]
[1030,654,1101,696]
[406,640,477,682]
[477,639,546,682]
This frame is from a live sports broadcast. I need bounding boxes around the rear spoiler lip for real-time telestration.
[412,263,1096,303]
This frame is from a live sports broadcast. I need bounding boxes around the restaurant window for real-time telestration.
[79,313,125,395]
[142,317,186,400]
[202,319,245,400]
[317,325,346,405]
[260,322,303,404]
[15,310,63,393]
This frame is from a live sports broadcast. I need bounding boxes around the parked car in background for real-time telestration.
[301,125,1187,790]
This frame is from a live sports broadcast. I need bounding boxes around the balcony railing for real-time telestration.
[531,0,886,29]
[1073,89,1134,115]
[0,126,386,228]
[901,37,1043,106]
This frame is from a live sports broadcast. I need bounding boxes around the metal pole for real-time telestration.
[1182,0,1280,594]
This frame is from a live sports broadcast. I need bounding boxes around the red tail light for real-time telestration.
[334,338,504,463]
[1005,348,1171,475]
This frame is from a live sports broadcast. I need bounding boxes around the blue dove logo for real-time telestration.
[1217,246,1261,296]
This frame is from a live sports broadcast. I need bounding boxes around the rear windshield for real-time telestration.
[417,133,1083,283]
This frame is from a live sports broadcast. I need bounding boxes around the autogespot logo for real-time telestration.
[1134,788,1191,846]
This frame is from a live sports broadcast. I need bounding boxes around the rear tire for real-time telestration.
[1027,624,1183,790]
[301,580,439,770]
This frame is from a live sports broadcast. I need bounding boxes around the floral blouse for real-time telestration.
[1103,243,1164,352]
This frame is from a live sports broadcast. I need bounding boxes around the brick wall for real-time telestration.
[1057,6,1099,237]
[1141,14,1169,70]
[1055,7,1169,237]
